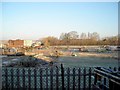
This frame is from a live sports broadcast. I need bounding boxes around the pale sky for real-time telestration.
[1,2,118,40]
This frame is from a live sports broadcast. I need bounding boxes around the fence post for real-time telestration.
[67,68,70,90]
[11,68,13,89]
[40,68,43,90]
[56,67,59,90]
[17,68,20,89]
[46,68,48,89]
[89,68,91,90]
[50,68,53,90]
[78,68,81,90]
[22,68,25,88]
[83,68,86,90]
[103,77,106,90]
[28,68,31,89]
[5,68,8,90]
[94,73,97,85]
[61,64,64,90]
[73,68,75,90]
[118,67,120,71]
[34,68,37,89]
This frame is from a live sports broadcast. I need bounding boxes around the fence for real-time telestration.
[2,66,119,89]
[94,67,120,90]
[2,65,95,89]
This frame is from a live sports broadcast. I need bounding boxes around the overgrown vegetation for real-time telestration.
[41,31,118,46]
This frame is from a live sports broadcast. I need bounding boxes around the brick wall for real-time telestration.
[8,39,24,48]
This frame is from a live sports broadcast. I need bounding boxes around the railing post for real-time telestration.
[109,80,113,90]
[61,64,64,89]
[103,77,106,90]
[94,72,97,85]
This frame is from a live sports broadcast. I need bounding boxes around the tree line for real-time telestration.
[41,31,118,46]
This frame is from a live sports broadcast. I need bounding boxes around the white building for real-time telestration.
[24,40,33,47]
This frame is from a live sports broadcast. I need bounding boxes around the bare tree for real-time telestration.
[68,31,79,39]
[90,32,100,41]
[80,33,87,39]
[42,36,58,46]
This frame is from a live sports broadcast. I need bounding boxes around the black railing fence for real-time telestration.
[94,67,120,90]
[2,65,119,90]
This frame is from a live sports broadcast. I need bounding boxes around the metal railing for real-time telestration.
[94,67,120,90]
